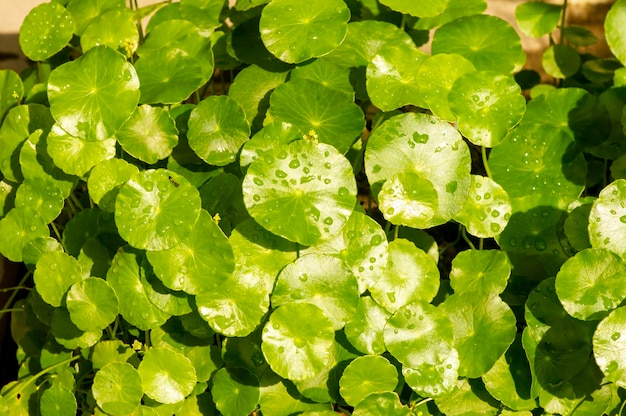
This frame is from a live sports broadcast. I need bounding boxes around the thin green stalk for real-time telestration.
[0,271,32,321]
[400,14,407,31]
[69,193,84,211]
[559,0,568,45]
[2,355,79,398]
[50,221,62,241]
[481,146,493,179]
[394,225,400,240]
[461,227,476,250]
[619,398,626,416]
[439,225,462,258]
[479,238,484,250]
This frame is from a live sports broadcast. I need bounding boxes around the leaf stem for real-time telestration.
[439,225,462,258]
[479,238,484,250]
[481,146,493,180]
[400,14,407,31]
[50,221,62,242]
[0,271,32,322]
[461,227,475,250]
[559,0,568,45]
[1,355,79,398]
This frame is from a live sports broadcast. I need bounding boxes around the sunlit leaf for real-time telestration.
[449,249,511,295]
[19,2,74,62]
[515,2,562,38]
[138,347,197,404]
[40,385,77,416]
[593,305,626,388]
[211,367,260,416]
[87,158,139,213]
[605,0,626,66]
[589,179,626,256]
[339,355,398,407]
[0,69,23,123]
[352,392,410,416]
[80,9,138,56]
[379,0,448,17]
[542,45,581,79]
[93,363,143,416]
[66,277,119,332]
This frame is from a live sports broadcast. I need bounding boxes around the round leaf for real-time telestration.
[344,296,391,355]
[51,306,102,349]
[0,208,48,262]
[187,95,250,166]
[46,124,116,177]
[80,9,139,56]
[268,79,365,153]
[19,2,74,62]
[593,306,626,387]
[364,112,471,228]
[555,248,626,321]
[379,0,447,17]
[449,71,526,147]
[261,303,335,381]
[116,105,179,164]
[449,249,511,296]
[416,53,476,121]
[339,355,398,407]
[146,210,234,294]
[366,44,427,111]
[432,14,525,74]
[34,251,82,307]
[211,367,260,416]
[564,201,593,251]
[138,347,197,404]
[453,175,512,238]
[290,58,353,99]
[87,158,139,212]
[305,210,388,293]
[383,301,458,397]
[115,169,202,251]
[0,69,23,122]
[48,45,140,141]
[242,139,356,246]
[370,239,439,313]
[377,172,439,228]
[515,2,562,38]
[259,0,350,64]
[272,254,360,330]
[589,179,626,256]
[14,177,64,224]
[66,0,126,36]
[605,0,626,66]
[352,392,410,416]
[40,385,76,416]
[440,292,516,378]
[93,363,143,416]
[542,45,581,79]
[66,277,119,332]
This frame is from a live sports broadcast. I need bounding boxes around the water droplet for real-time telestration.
[275,170,287,178]
[253,194,261,202]
[299,274,308,282]
[253,177,264,186]
[620,215,626,224]
[338,187,350,197]
[323,217,333,225]
[387,292,396,303]
[612,332,621,341]
[289,159,300,169]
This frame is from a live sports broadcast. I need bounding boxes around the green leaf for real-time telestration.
[66,277,119,332]
[339,355,398,407]
[435,379,500,416]
[115,169,202,251]
[0,69,23,122]
[272,254,359,330]
[146,210,234,294]
[259,0,350,64]
[383,301,458,397]
[449,249,511,296]
[563,25,599,47]
[440,292,516,378]
[14,177,64,224]
[87,158,139,213]
[180,0,226,31]
[116,105,179,164]
[228,65,288,133]
[93,363,143,416]
[261,303,335,381]
[80,9,138,56]
[240,122,301,171]
[370,239,439,313]
[51,306,102,349]
[593,306,626,388]
[106,247,169,330]
[432,14,525,73]
[379,0,448,17]
[377,172,439,228]
[92,340,136,370]
[66,0,125,36]
[416,53,476,121]
[344,296,391,355]
[329,20,415,68]
[242,139,356,246]
[268,79,365,153]
[40,385,77,416]
[564,201,593,251]
[22,237,64,272]
[18,2,74,62]
[46,124,116,177]
[290,58,353,99]
[364,112,471,227]
[351,392,410,416]
[366,43,427,111]
[0,208,49,262]
[304,210,388,293]
[453,175,512,238]
[514,2,562,38]
[33,251,82,307]
[138,347,197,404]
[542,45,581,79]
[589,179,626,256]
[555,248,626,320]
[413,0,487,30]
[211,367,260,416]
[449,71,525,147]
[48,45,140,141]
[259,370,332,416]
[605,0,626,65]
[187,95,250,166]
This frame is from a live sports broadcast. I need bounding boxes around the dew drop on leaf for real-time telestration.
[620,215,626,224]
[612,332,621,341]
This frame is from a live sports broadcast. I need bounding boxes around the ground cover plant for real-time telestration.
[2,0,626,414]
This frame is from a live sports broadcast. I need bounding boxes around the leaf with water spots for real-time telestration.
[80,9,138,56]
[268,78,365,153]
[589,179,626,257]
[115,169,202,251]
[593,306,626,388]
[87,158,139,213]
[364,112,471,228]
[14,177,64,224]
[449,249,511,296]
[432,14,525,74]
[211,367,260,416]
[19,2,74,62]
[0,69,23,122]
[556,248,626,321]
[377,172,439,229]
[66,277,119,332]
[352,392,410,416]
[272,254,359,330]
[259,0,350,64]
[344,296,391,355]
[261,302,335,381]
[93,363,143,416]
[33,251,82,308]
[449,71,526,147]
[48,46,140,141]
[383,301,458,397]
[188,95,250,166]
[138,347,197,404]
[453,175,512,238]
[242,139,356,246]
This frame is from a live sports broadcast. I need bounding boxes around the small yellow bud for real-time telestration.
[131,340,143,351]
[11,91,19,101]
[303,129,319,142]
[213,213,221,224]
